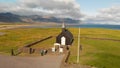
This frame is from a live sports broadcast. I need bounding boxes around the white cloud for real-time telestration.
[1,0,120,25]
[0,0,82,19]
[84,6,120,25]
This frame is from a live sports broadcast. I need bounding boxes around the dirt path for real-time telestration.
[0,55,64,68]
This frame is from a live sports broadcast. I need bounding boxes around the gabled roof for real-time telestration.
[59,28,73,39]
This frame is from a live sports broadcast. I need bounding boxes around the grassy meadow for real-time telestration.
[0,27,120,68]
[69,28,120,68]
[0,28,60,54]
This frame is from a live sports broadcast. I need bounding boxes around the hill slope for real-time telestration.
[0,13,80,24]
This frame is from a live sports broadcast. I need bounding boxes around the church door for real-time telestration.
[61,36,66,45]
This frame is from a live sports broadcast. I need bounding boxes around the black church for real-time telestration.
[56,23,74,45]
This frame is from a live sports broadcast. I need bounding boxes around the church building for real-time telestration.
[56,23,74,46]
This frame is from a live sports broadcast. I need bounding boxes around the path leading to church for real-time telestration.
[0,55,64,68]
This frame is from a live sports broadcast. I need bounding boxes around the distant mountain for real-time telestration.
[0,13,22,22]
[0,12,80,24]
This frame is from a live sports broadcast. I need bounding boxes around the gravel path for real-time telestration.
[0,32,5,36]
[0,55,64,68]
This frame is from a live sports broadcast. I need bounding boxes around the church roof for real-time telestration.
[60,28,73,39]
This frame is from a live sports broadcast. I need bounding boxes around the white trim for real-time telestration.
[54,43,60,46]
[61,36,66,45]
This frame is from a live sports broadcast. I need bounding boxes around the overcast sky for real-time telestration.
[0,0,120,25]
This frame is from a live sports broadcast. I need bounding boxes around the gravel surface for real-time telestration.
[0,55,64,68]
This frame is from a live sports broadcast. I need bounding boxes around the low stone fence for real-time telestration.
[65,51,70,63]
[11,36,53,56]
[21,48,51,54]
[11,49,22,56]
[60,50,71,68]
[25,36,52,47]
[20,47,35,54]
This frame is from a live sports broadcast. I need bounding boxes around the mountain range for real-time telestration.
[0,12,80,24]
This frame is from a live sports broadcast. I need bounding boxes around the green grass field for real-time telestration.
[0,28,61,54]
[0,28,120,68]
[69,28,120,68]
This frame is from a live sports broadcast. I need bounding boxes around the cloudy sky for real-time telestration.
[0,0,120,25]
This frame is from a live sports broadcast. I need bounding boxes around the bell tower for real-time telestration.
[62,21,66,32]
[62,22,65,28]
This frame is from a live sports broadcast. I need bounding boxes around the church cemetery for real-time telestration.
[0,27,120,68]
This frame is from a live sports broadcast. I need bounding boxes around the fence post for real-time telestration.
[11,49,14,56]
[29,48,33,54]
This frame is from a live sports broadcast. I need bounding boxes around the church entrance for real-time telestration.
[61,36,66,45]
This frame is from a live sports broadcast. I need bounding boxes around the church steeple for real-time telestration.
[62,21,65,28]
[62,21,66,32]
